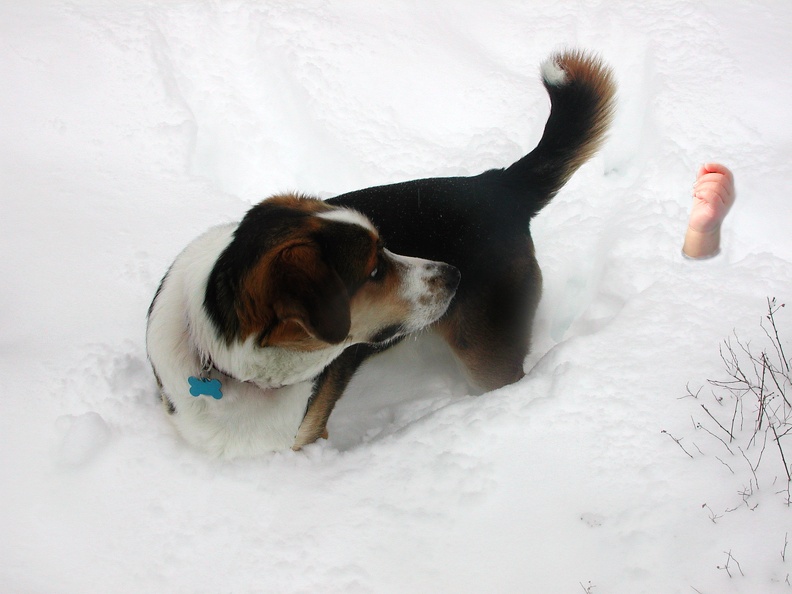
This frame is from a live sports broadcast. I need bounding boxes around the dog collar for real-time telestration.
[188,347,270,399]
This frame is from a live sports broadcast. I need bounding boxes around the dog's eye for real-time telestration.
[369,258,386,282]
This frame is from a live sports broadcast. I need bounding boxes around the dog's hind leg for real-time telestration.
[436,243,542,392]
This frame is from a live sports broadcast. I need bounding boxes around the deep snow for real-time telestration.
[2,1,792,592]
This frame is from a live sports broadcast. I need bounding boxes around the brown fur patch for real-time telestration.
[239,239,351,347]
[262,193,334,213]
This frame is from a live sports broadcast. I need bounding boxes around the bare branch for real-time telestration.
[715,456,734,474]
[702,503,722,523]
[680,383,702,400]
[717,550,745,578]
[701,404,735,442]
[738,446,760,489]
[662,430,694,459]
[696,422,734,455]
[772,424,792,484]
[764,297,789,373]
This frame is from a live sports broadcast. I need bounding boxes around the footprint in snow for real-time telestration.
[55,412,111,467]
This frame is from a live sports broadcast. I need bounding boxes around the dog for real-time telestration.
[147,49,615,455]
[146,194,460,457]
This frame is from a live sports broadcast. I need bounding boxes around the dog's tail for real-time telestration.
[502,50,616,217]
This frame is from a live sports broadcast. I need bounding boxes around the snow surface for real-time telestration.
[2,1,792,592]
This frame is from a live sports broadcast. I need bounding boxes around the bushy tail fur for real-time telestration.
[503,50,616,216]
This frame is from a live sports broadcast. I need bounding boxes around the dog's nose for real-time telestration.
[437,263,460,292]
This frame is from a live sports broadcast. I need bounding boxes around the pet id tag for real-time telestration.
[188,376,223,400]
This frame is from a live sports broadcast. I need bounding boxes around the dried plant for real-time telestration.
[667,298,791,512]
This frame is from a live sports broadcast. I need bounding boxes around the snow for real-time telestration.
[2,1,791,592]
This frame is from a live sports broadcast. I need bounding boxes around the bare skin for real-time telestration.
[682,163,736,258]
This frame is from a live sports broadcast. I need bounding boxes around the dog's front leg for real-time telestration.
[292,368,344,450]
[292,344,383,450]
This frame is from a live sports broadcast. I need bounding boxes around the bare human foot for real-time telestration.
[682,163,735,259]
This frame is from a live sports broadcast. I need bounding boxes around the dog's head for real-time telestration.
[205,194,459,351]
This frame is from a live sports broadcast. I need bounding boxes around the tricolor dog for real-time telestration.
[146,49,615,456]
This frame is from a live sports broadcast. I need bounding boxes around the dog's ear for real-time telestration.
[267,243,351,345]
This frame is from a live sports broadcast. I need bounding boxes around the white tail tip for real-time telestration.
[541,55,567,86]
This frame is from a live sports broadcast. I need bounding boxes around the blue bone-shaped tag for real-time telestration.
[188,376,223,400]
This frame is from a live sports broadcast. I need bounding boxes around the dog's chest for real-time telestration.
[172,375,315,456]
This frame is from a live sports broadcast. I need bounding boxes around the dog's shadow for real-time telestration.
[327,275,624,453]
[326,332,471,451]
